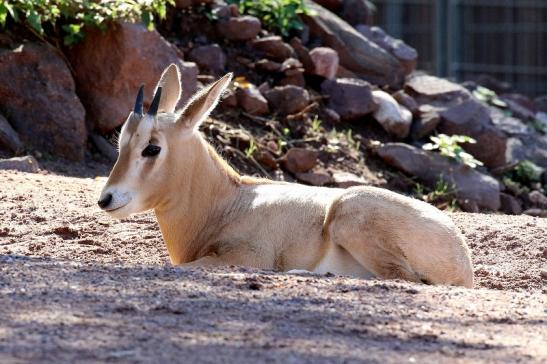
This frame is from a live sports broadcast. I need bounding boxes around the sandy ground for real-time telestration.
[0,169,546,363]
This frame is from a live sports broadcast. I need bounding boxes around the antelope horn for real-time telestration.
[134,85,144,115]
[147,87,162,116]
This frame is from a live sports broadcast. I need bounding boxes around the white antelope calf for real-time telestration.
[98,64,474,288]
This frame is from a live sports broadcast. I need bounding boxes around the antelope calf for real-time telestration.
[98,64,474,288]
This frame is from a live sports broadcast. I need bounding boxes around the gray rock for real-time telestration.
[528,190,547,208]
[392,90,419,115]
[371,90,412,139]
[506,136,547,168]
[499,93,536,120]
[500,193,522,215]
[411,104,440,140]
[0,42,86,160]
[405,74,470,108]
[332,171,367,188]
[377,143,501,210]
[0,114,23,155]
[321,78,376,120]
[0,156,39,173]
[302,0,404,87]
[264,85,310,115]
[309,47,339,79]
[340,0,374,26]
[534,95,547,113]
[439,99,508,168]
[295,171,333,186]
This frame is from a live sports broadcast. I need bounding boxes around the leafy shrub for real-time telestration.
[0,0,173,45]
[511,160,543,185]
[422,134,483,168]
[227,0,314,37]
[472,85,507,108]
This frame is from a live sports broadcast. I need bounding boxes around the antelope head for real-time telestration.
[97,64,233,219]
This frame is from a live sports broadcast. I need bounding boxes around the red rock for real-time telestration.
[236,85,269,115]
[289,38,315,74]
[0,42,86,160]
[332,171,367,188]
[309,47,339,79]
[411,104,440,139]
[392,90,419,115]
[264,86,311,115]
[295,171,333,186]
[321,78,376,120]
[217,16,261,41]
[0,156,39,173]
[188,44,226,74]
[255,59,282,73]
[340,0,374,26]
[256,150,278,169]
[66,22,184,133]
[0,114,23,155]
[281,148,319,173]
[251,36,295,62]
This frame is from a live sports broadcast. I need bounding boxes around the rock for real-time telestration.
[500,193,522,215]
[295,171,333,186]
[280,58,303,73]
[506,136,547,169]
[90,133,117,162]
[488,106,530,136]
[66,22,184,134]
[0,42,86,160]
[236,85,269,116]
[475,74,511,95]
[281,148,318,173]
[458,199,479,213]
[392,90,419,115]
[279,72,306,88]
[188,44,226,74]
[179,62,199,106]
[340,0,374,26]
[377,143,501,210]
[255,150,278,170]
[175,0,214,8]
[528,191,547,208]
[411,105,440,139]
[0,114,23,155]
[371,90,412,139]
[319,107,341,124]
[217,16,261,41]
[523,208,547,218]
[302,0,403,87]
[289,38,315,74]
[312,0,343,12]
[439,99,508,168]
[499,93,536,121]
[309,47,339,79]
[255,59,282,73]
[405,74,470,108]
[0,156,39,173]
[332,171,367,188]
[535,95,547,113]
[220,89,238,108]
[321,78,376,120]
[264,86,310,115]
[251,36,294,62]
[356,25,417,75]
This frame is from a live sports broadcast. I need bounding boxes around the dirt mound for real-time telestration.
[1,169,546,363]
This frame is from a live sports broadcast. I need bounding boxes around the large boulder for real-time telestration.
[321,78,376,120]
[340,0,374,26]
[66,22,185,133]
[439,99,507,168]
[377,143,501,210]
[0,42,86,160]
[371,90,412,139]
[302,1,404,87]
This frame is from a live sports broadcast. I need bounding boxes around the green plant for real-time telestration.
[0,0,173,45]
[344,129,361,152]
[472,86,507,108]
[423,134,483,168]
[511,160,543,185]
[227,0,314,37]
[245,138,258,158]
[414,179,458,211]
[310,115,322,133]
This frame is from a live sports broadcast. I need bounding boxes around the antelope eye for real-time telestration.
[142,144,161,157]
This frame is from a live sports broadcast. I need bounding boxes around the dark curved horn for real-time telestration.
[134,85,144,115]
[147,87,162,117]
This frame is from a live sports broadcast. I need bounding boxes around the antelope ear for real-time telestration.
[178,73,233,131]
[155,63,181,113]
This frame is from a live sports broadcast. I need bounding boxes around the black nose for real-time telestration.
[98,193,112,209]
